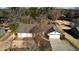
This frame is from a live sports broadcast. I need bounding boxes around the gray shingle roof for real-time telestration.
[16,24,36,33]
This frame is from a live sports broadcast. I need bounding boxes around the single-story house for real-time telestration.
[16,24,36,38]
[16,23,63,39]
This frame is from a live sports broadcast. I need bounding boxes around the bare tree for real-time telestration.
[48,7,61,21]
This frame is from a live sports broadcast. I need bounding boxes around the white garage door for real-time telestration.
[17,33,32,38]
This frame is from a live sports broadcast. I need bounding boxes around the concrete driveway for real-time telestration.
[49,39,77,51]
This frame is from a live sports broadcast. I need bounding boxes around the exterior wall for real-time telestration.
[49,34,60,39]
[17,33,33,38]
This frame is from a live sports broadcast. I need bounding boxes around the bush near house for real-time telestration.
[9,23,19,32]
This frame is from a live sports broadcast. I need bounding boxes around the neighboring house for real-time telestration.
[16,24,36,38]
[0,27,5,37]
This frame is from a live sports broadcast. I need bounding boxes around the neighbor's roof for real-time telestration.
[16,23,36,33]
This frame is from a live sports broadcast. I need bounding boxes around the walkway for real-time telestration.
[49,38,76,51]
